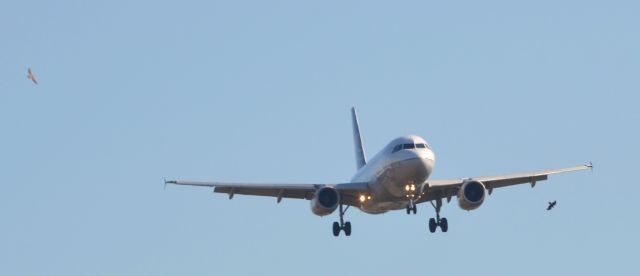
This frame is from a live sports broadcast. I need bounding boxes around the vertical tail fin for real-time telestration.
[351,107,367,170]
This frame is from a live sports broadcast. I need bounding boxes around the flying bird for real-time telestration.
[27,68,38,85]
[547,200,557,210]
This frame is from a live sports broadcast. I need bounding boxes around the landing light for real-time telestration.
[359,195,366,203]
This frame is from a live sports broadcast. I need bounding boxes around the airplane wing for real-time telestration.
[418,162,592,203]
[165,180,369,206]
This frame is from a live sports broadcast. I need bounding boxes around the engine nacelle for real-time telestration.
[310,187,340,216]
[457,180,486,211]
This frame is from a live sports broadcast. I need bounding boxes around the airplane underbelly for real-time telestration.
[359,201,411,214]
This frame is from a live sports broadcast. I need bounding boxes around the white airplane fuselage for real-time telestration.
[350,135,435,214]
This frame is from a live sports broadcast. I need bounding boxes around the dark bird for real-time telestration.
[547,200,557,210]
[27,68,38,85]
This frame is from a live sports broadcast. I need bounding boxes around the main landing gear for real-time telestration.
[428,198,448,233]
[333,203,351,237]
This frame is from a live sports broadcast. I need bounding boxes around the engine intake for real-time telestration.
[457,180,486,211]
[310,187,340,216]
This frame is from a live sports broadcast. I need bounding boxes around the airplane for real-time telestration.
[547,200,557,210]
[166,108,592,236]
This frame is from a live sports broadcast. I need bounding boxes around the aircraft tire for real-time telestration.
[344,222,352,236]
[428,218,437,233]
[440,218,448,232]
[332,222,340,237]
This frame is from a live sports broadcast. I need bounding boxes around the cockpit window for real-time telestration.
[392,144,402,153]
[402,143,415,149]
[393,142,431,153]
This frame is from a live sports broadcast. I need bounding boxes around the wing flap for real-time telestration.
[214,186,313,200]
[481,175,548,189]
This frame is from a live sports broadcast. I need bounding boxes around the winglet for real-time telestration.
[164,179,176,189]
[351,107,367,170]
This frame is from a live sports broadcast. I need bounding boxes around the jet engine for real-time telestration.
[457,180,486,211]
[310,187,340,216]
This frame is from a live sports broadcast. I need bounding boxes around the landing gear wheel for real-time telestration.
[428,218,437,233]
[332,222,340,236]
[332,203,352,237]
[427,199,450,233]
[440,218,448,232]
[406,203,417,215]
[344,222,352,236]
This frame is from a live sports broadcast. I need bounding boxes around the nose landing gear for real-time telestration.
[428,198,448,233]
[406,200,417,214]
[405,183,418,215]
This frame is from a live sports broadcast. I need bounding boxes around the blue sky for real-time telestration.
[1,1,638,275]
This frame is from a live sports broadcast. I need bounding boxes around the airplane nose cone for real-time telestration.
[387,156,434,198]
[418,148,435,162]
[398,148,435,167]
